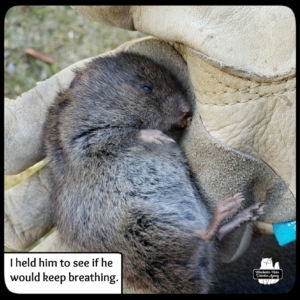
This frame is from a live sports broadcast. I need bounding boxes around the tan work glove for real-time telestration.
[5,6,295,265]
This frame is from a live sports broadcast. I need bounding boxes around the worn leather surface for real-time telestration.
[72,6,295,77]
[5,5,295,277]
[5,166,53,250]
[4,58,93,175]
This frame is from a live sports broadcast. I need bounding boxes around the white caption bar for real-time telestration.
[5,253,122,294]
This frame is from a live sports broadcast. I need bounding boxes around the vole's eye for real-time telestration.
[141,85,153,93]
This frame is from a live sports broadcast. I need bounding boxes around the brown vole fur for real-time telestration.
[43,52,265,293]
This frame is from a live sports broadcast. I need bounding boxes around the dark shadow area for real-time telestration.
[212,234,296,294]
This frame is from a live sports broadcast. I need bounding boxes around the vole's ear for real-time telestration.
[69,75,80,90]
[69,67,85,90]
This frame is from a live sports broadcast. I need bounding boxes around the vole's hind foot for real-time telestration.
[215,193,245,221]
[216,202,267,241]
[137,129,175,144]
[195,193,245,242]
[231,202,266,223]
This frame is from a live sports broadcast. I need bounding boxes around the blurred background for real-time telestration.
[4,6,146,191]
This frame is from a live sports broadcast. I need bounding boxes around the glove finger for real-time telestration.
[5,165,53,250]
[5,57,94,175]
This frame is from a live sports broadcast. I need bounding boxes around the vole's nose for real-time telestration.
[178,96,190,115]
[181,108,190,115]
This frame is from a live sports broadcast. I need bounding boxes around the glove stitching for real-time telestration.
[194,61,295,106]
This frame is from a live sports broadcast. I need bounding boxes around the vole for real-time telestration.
[43,52,265,293]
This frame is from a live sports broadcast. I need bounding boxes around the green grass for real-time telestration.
[4,6,147,190]
[5,6,146,100]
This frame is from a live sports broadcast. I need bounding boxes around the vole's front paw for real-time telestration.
[137,129,175,145]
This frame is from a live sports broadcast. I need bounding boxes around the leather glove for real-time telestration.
[5,6,295,265]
